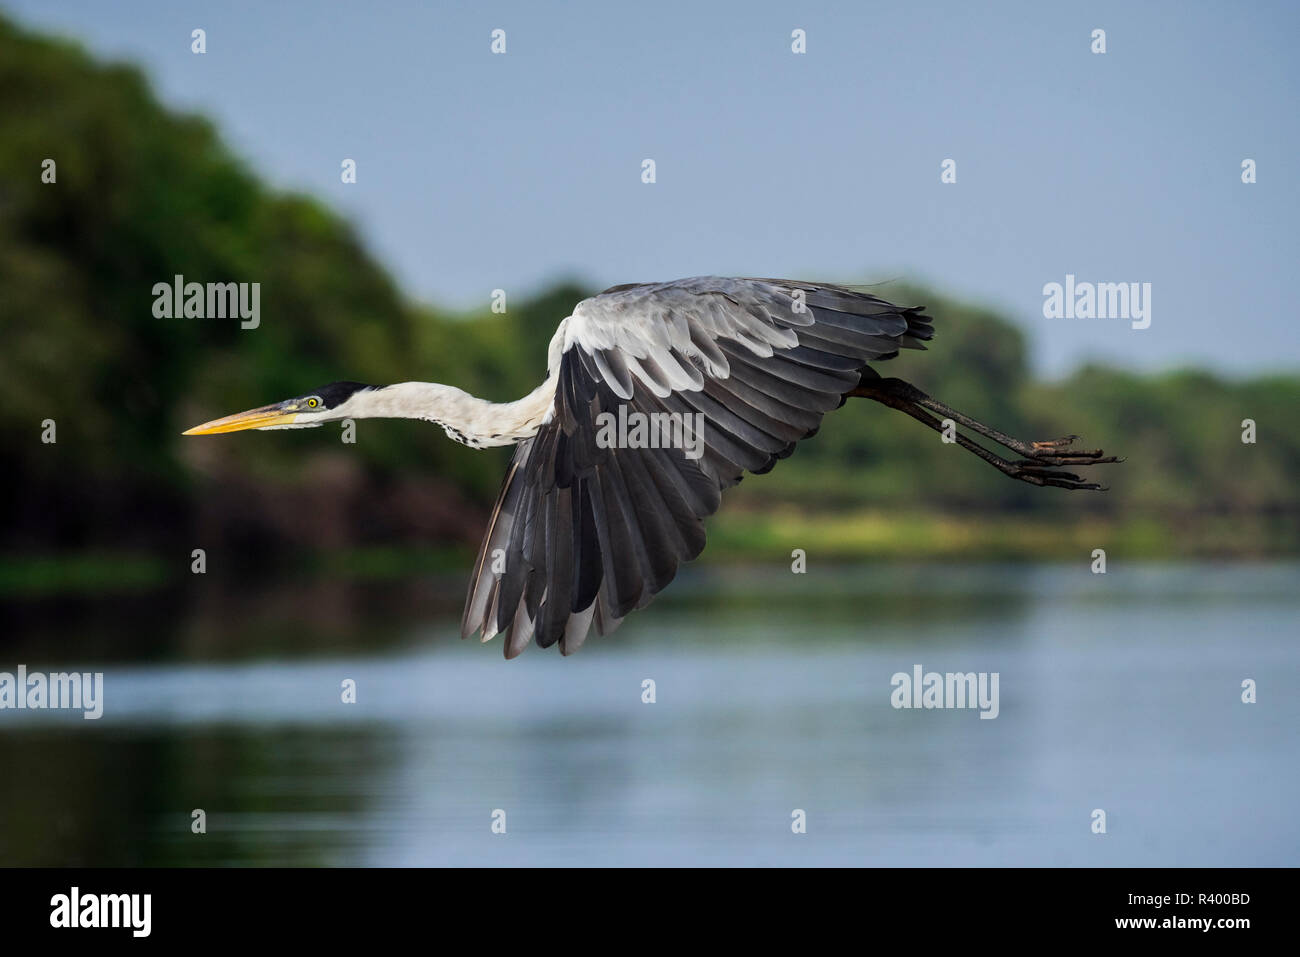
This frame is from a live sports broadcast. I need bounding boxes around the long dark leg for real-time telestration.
[849,376,1120,491]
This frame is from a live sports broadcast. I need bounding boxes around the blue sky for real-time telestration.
[7,0,1298,376]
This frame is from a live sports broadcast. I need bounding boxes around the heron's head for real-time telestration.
[182,381,374,435]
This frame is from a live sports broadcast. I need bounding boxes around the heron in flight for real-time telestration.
[185,277,1118,657]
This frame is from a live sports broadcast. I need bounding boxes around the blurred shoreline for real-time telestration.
[4,505,1295,600]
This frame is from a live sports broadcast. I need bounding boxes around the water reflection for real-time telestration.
[1,562,1297,865]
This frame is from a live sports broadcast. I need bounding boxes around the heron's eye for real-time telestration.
[305,397,321,409]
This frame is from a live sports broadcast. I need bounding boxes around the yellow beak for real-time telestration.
[182,404,298,435]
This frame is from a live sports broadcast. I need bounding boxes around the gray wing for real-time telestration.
[461,277,933,657]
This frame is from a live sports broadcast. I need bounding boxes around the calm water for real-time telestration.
[1,562,1297,866]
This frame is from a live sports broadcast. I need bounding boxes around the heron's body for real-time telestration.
[186,277,1118,657]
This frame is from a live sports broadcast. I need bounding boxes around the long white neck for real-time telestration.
[335,378,557,449]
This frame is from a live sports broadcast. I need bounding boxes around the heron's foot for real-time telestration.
[850,377,1121,491]
[1005,436,1118,487]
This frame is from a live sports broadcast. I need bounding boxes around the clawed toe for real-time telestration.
[1015,453,1122,467]
[1030,434,1079,450]
[1015,467,1107,491]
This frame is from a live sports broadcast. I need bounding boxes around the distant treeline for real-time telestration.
[1,13,1296,580]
